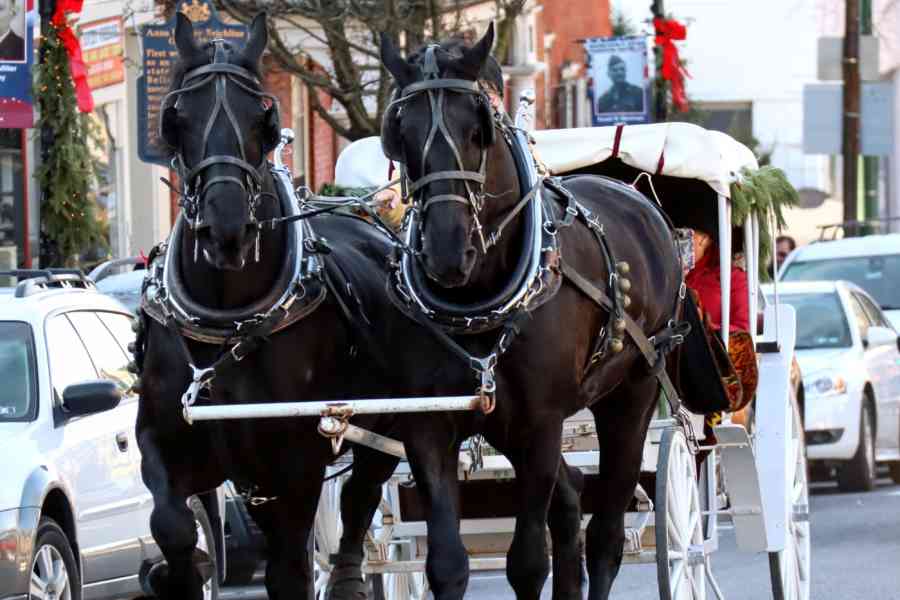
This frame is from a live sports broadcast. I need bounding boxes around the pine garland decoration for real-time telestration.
[730,166,799,280]
[34,22,102,267]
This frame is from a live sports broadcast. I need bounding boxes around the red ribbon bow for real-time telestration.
[51,0,94,113]
[653,17,690,113]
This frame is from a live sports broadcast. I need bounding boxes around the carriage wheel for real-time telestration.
[313,468,351,598]
[656,427,707,600]
[768,393,810,600]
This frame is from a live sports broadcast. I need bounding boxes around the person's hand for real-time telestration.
[373,188,400,212]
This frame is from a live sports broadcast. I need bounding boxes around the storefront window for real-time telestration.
[0,129,24,268]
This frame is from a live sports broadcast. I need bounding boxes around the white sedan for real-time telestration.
[763,280,900,491]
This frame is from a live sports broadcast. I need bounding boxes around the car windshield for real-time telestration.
[770,293,852,350]
[781,254,900,309]
[0,322,37,421]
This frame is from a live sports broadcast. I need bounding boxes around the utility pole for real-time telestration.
[842,0,861,233]
[38,0,58,266]
[861,0,879,233]
[651,0,667,122]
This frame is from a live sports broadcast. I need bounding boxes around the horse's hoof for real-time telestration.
[137,551,212,598]
[141,561,169,597]
[192,547,215,583]
[326,553,368,600]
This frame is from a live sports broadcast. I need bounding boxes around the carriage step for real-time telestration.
[714,424,768,552]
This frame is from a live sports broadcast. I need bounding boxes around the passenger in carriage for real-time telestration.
[682,225,759,425]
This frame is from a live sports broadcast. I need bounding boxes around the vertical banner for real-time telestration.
[584,36,649,127]
[137,0,247,166]
[0,0,34,127]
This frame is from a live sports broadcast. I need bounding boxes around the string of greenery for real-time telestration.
[730,165,799,280]
[34,22,102,267]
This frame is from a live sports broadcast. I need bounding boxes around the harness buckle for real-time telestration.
[231,343,251,363]
[181,365,215,423]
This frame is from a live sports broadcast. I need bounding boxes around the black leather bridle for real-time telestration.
[160,40,279,239]
[385,45,499,251]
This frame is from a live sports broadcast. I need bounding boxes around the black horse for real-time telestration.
[379,26,685,600]
[136,13,586,600]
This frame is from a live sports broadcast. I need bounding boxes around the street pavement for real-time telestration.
[466,472,900,600]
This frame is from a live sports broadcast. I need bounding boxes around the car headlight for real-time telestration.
[805,373,847,397]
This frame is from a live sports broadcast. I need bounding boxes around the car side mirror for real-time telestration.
[62,381,122,417]
[864,325,897,349]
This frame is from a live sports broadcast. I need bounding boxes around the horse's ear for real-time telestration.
[380,33,416,87]
[260,104,280,155]
[458,22,495,78]
[161,106,180,149]
[174,12,199,59]
[243,12,268,66]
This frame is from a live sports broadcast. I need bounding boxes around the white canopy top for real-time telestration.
[531,122,759,199]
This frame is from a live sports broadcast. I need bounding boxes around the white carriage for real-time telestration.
[309,117,810,599]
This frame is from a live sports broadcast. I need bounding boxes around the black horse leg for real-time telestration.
[248,480,324,600]
[505,422,564,600]
[327,446,401,600]
[584,378,658,600]
[405,427,468,600]
[139,428,205,600]
[549,460,585,600]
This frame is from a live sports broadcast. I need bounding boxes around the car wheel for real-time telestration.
[30,517,81,600]
[838,401,877,492]
[190,496,220,600]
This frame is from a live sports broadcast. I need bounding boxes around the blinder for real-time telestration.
[160,39,281,237]
[380,91,403,163]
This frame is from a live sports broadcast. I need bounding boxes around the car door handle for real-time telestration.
[115,432,129,452]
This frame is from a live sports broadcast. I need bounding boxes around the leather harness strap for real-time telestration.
[559,259,686,416]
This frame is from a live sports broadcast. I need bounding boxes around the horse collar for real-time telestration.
[140,162,328,345]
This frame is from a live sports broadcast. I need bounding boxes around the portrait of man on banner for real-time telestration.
[0,0,25,62]
[585,36,649,126]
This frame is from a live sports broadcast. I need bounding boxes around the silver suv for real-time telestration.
[0,270,223,600]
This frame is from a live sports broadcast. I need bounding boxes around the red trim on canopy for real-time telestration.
[611,124,624,158]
